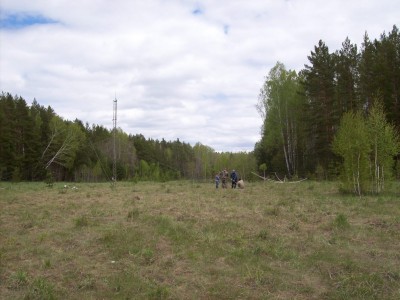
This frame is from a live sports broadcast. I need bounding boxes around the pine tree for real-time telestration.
[359,26,400,128]
[334,37,361,113]
[302,40,337,176]
[14,96,38,180]
[0,93,17,180]
[379,26,400,128]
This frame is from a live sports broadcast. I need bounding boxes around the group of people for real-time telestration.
[215,169,242,189]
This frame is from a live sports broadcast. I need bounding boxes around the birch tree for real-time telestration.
[257,62,305,177]
[42,116,85,170]
[367,101,400,193]
[333,111,370,195]
[333,101,399,195]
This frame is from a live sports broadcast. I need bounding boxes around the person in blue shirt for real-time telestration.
[215,173,220,189]
[230,170,238,188]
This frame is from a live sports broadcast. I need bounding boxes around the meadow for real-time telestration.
[0,180,399,299]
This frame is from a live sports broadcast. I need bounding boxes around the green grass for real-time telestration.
[0,180,399,299]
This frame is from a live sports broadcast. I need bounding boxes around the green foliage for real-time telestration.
[302,40,337,173]
[193,142,215,180]
[257,62,306,177]
[334,37,361,113]
[11,167,21,182]
[0,93,258,183]
[44,171,54,187]
[44,117,86,171]
[259,163,267,178]
[368,101,400,193]
[333,101,400,195]
[256,25,400,179]
[333,111,370,195]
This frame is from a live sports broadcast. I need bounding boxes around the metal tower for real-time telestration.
[112,96,117,185]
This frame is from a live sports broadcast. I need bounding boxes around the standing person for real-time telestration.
[215,173,220,189]
[230,170,238,188]
[221,169,228,188]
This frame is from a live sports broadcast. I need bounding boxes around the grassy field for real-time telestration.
[0,180,399,299]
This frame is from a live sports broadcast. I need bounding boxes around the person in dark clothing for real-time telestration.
[230,170,238,188]
[221,169,228,188]
[215,173,220,189]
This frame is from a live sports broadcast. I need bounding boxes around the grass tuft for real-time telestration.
[43,258,51,269]
[127,208,140,221]
[74,215,89,228]
[8,270,28,290]
[257,229,270,240]
[333,213,350,230]
[26,277,56,300]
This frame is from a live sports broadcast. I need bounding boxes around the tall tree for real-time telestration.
[0,93,17,180]
[193,142,214,180]
[257,62,306,177]
[42,116,85,178]
[359,26,400,128]
[378,26,400,128]
[359,32,377,111]
[14,96,40,180]
[334,37,361,113]
[302,40,337,176]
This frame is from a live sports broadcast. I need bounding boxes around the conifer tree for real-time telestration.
[334,37,361,113]
[0,93,17,180]
[302,40,337,176]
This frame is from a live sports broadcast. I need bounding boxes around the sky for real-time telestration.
[0,1,399,152]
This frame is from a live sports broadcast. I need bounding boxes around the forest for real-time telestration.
[0,94,256,182]
[0,25,399,185]
[256,25,400,183]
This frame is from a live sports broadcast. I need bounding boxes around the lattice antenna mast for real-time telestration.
[112,96,117,185]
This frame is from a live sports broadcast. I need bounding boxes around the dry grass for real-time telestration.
[0,180,399,299]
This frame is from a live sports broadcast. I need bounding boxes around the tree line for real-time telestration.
[256,25,400,183]
[0,93,256,182]
[1,25,399,187]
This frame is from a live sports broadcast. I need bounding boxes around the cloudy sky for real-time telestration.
[0,0,398,152]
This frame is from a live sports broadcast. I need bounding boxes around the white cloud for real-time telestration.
[1,0,399,152]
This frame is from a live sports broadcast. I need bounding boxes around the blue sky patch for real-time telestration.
[192,8,203,15]
[0,13,57,29]
[203,93,229,102]
[223,24,229,35]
